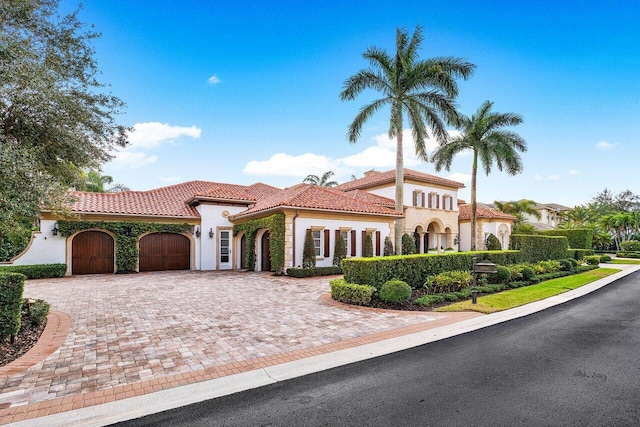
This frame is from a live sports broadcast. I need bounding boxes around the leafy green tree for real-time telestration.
[494,200,540,225]
[340,25,475,254]
[1,0,128,231]
[302,229,316,268]
[383,236,394,256]
[363,234,374,257]
[303,171,338,187]
[401,233,416,255]
[485,233,502,250]
[432,100,526,250]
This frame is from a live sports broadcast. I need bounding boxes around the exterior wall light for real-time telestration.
[51,223,59,236]
[209,228,214,238]
[195,227,201,238]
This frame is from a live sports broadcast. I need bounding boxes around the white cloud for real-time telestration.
[596,140,616,150]
[447,172,471,183]
[534,174,543,181]
[208,74,221,85]
[109,151,158,169]
[568,169,580,175]
[127,122,201,150]
[547,175,560,181]
[243,153,337,177]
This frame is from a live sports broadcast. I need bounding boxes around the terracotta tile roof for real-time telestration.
[336,168,465,191]
[345,190,396,208]
[459,204,517,221]
[230,184,403,220]
[69,181,280,218]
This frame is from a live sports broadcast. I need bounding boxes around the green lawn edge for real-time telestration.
[610,259,640,265]
[436,268,621,314]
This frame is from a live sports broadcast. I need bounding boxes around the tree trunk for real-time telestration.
[394,131,404,255]
[470,148,478,251]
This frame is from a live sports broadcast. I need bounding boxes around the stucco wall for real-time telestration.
[3,219,67,266]
[195,204,245,270]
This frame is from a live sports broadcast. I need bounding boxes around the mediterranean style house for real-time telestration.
[5,168,514,275]
[522,202,571,230]
[458,203,516,251]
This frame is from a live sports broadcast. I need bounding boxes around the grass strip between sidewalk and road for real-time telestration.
[610,259,640,265]
[436,268,621,314]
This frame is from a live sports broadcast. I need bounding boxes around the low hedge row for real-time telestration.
[569,249,595,260]
[342,251,521,289]
[329,278,375,305]
[0,272,26,341]
[0,264,67,279]
[286,266,342,278]
[616,251,640,259]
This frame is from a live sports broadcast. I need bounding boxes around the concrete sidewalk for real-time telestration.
[3,265,639,426]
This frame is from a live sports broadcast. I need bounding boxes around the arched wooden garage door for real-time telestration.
[72,231,115,275]
[139,233,190,272]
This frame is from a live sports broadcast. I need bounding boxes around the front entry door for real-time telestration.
[219,230,232,270]
[261,231,271,271]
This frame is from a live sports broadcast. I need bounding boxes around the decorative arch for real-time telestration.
[498,223,510,250]
[69,229,116,275]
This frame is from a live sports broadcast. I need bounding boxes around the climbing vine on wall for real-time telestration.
[233,213,285,272]
[58,220,194,272]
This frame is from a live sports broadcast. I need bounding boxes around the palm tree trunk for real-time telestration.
[394,130,404,255]
[470,149,478,251]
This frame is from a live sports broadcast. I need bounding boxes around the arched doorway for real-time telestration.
[261,231,271,271]
[72,231,114,275]
[139,233,190,272]
[240,234,247,269]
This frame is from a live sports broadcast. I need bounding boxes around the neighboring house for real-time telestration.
[458,203,516,251]
[9,168,466,275]
[522,203,571,230]
[337,169,465,253]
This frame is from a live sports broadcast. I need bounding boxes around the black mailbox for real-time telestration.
[473,260,497,274]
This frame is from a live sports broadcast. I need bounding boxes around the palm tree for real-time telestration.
[82,170,130,193]
[340,25,475,254]
[303,171,338,187]
[494,199,541,225]
[432,100,526,250]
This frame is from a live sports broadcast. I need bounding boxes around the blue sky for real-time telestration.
[60,0,639,207]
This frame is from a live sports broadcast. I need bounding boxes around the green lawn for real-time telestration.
[436,268,620,314]
[609,259,640,265]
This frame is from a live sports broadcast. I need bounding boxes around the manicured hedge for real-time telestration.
[541,229,593,250]
[286,266,342,278]
[569,249,595,260]
[616,251,640,258]
[329,278,375,305]
[509,234,568,263]
[342,251,520,289]
[0,264,67,279]
[0,272,25,341]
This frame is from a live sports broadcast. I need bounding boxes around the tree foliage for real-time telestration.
[493,199,540,225]
[432,100,526,250]
[302,229,316,268]
[340,25,475,254]
[333,233,346,266]
[1,0,128,231]
[303,171,338,187]
[401,233,416,255]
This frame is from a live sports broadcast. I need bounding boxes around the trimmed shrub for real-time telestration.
[379,279,412,303]
[570,249,595,260]
[584,255,600,265]
[414,294,445,307]
[0,272,25,341]
[541,229,594,250]
[521,266,536,280]
[568,258,578,267]
[620,240,640,252]
[329,278,375,305]
[287,266,342,278]
[558,259,573,271]
[302,229,316,268]
[27,299,50,326]
[489,265,511,284]
[383,236,394,256]
[616,251,640,258]
[401,233,416,255]
[534,260,561,274]
[510,234,568,262]
[342,250,521,289]
[486,234,502,250]
[363,234,374,258]
[333,234,346,267]
[0,264,66,279]
[599,254,612,263]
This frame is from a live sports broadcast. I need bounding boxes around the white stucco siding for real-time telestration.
[195,204,245,270]
[293,216,392,268]
[4,219,67,266]
[368,183,457,209]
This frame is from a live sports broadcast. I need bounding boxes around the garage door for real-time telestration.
[139,233,190,272]
[72,231,115,275]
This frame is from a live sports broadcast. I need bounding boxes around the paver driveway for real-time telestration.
[0,271,457,414]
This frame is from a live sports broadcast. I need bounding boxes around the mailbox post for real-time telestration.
[472,256,497,304]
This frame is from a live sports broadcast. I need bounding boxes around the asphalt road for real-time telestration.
[115,271,640,426]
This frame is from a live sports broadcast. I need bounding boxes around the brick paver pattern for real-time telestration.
[0,271,454,412]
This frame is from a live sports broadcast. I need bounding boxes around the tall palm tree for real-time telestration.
[303,171,338,187]
[340,25,475,254]
[494,199,541,225]
[432,100,526,250]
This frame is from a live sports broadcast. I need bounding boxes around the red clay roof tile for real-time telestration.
[336,168,465,191]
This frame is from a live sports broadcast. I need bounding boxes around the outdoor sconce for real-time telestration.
[453,234,459,245]
[195,227,201,238]
[123,226,132,237]
[209,228,214,238]
[51,223,59,236]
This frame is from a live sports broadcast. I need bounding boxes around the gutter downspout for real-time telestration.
[292,210,299,268]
